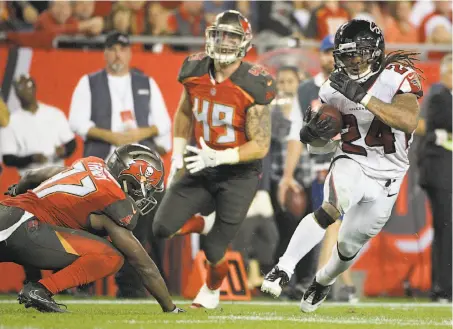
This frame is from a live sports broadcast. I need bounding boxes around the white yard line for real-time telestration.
[108,315,452,327]
[0,299,450,308]
[210,315,452,327]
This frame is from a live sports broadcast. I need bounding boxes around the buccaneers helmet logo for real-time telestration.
[120,159,163,187]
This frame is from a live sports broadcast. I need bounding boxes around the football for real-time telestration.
[317,103,343,139]
[284,187,307,218]
[308,104,343,147]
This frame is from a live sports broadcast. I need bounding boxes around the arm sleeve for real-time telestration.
[148,78,172,153]
[287,96,303,141]
[68,75,95,140]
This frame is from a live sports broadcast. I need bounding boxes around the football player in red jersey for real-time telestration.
[153,10,276,309]
[0,144,184,314]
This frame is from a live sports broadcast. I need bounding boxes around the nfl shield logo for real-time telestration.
[210,88,216,96]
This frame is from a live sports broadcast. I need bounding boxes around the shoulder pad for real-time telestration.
[231,62,276,105]
[103,197,140,231]
[384,64,423,98]
[177,53,211,84]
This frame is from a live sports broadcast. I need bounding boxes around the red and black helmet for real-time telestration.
[205,10,253,65]
[106,144,164,215]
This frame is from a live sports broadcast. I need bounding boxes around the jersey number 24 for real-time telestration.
[341,115,409,156]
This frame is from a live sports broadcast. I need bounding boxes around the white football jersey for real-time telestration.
[319,64,423,180]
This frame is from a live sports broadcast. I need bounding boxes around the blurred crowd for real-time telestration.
[0,0,451,52]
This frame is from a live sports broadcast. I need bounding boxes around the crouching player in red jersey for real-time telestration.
[0,144,184,314]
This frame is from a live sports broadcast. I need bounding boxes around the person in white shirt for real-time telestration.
[69,31,171,159]
[1,75,76,177]
[0,74,76,285]
[68,31,171,298]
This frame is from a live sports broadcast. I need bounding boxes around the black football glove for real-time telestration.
[329,71,367,104]
[299,106,336,144]
[4,184,19,197]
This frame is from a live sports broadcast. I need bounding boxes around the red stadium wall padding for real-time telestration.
[0,47,441,296]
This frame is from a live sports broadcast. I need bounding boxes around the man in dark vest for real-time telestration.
[69,31,171,298]
[418,53,452,302]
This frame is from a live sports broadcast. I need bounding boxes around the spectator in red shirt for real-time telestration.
[419,1,452,44]
[167,1,205,37]
[105,4,132,34]
[167,1,206,52]
[143,2,172,53]
[116,1,145,35]
[419,1,452,59]
[305,1,350,40]
[73,1,95,21]
[36,0,102,35]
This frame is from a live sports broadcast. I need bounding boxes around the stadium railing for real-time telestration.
[0,32,451,59]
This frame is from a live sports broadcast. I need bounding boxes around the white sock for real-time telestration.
[277,213,326,277]
[316,245,356,286]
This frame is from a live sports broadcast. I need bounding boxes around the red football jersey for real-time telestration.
[2,157,139,231]
[178,53,276,150]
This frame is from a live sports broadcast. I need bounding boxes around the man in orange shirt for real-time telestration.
[418,1,452,60]
[385,1,419,45]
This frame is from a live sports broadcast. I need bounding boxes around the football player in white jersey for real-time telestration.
[261,19,423,312]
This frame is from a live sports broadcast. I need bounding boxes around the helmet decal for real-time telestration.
[120,159,163,189]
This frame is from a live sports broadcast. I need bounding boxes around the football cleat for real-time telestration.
[300,279,332,313]
[18,282,67,313]
[260,266,290,298]
[167,306,186,313]
[191,284,220,309]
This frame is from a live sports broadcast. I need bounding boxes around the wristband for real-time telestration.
[172,137,187,157]
[216,147,240,165]
[360,93,372,107]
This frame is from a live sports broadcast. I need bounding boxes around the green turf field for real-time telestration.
[0,299,451,329]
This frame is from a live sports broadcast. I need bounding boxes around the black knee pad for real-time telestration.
[313,207,336,229]
[152,221,173,239]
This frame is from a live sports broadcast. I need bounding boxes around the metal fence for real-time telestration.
[0,32,451,59]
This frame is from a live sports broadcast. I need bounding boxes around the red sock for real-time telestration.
[206,259,229,290]
[39,253,123,295]
[177,215,204,235]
